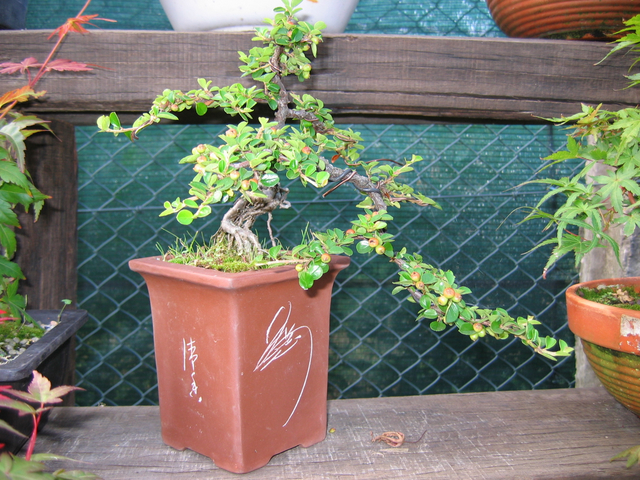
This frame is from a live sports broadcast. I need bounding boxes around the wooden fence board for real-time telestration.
[0,31,636,125]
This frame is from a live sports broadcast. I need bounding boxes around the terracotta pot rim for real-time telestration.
[486,0,640,38]
[566,277,640,354]
[129,255,351,290]
[566,277,640,312]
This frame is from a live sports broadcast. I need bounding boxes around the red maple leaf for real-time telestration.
[0,57,39,75]
[44,58,95,72]
[48,13,115,40]
[0,385,12,400]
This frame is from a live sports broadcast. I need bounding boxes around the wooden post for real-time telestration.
[14,118,78,310]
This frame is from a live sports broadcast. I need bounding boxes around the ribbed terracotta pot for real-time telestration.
[566,277,640,416]
[130,256,350,474]
[486,0,640,39]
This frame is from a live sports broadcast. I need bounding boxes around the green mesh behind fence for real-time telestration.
[24,0,577,405]
[26,0,505,37]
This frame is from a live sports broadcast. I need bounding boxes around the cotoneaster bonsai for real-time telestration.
[99,0,573,473]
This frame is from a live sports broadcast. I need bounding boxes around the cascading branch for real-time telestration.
[98,0,573,361]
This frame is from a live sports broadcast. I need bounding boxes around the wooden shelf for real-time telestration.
[1,31,636,125]
[35,388,640,479]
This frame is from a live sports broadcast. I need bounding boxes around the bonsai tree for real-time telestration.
[98,0,573,361]
[521,14,640,278]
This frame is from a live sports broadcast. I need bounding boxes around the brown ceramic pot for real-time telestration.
[566,277,640,416]
[486,0,640,39]
[129,256,350,473]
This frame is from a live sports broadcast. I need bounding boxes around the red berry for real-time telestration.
[321,253,331,263]
[368,237,380,248]
[346,228,356,235]
[375,245,386,255]
[443,288,455,299]
[410,272,421,282]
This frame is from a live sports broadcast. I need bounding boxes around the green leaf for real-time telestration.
[298,271,314,290]
[260,172,280,187]
[96,115,111,131]
[421,308,438,319]
[195,102,208,116]
[0,418,28,438]
[176,209,194,225]
[445,302,459,323]
[109,112,121,129]
[307,263,324,280]
[0,161,31,190]
[0,257,24,279]
[429,321,446,332]
[0,224,16,258]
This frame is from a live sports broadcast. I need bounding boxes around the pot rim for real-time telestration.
[566,277,640,354]
[129,255,351,290]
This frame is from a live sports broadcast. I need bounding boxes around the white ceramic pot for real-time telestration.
[160,0,360,33]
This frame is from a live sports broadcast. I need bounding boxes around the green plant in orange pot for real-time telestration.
[515,13,640,468]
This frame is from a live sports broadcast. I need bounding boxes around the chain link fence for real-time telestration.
[26,0,578,405]
[74,122,577,405]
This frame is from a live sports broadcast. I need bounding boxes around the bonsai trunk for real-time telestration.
[219,185,290,252]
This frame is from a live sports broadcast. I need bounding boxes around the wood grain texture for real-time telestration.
[14,119,78,309]
[34,388,640,479]
[0,31,636,125]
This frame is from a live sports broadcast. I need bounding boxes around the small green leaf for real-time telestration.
[429,321,446,332]
[421,308,438,319]
[260,172,280,187]
[298,271,314,290]
[195,102,208,116]
[176,210,194,225]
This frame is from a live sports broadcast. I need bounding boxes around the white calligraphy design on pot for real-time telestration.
[183,337,202,403]
[254,302,312,427]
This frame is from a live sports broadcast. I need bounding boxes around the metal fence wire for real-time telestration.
[26,0,579,406]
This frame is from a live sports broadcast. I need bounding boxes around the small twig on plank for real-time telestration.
[371,428,428,448]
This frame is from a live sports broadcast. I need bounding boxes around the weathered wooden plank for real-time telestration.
[0,31,636,125]
[14,119,78,310]
[34,388,640,479]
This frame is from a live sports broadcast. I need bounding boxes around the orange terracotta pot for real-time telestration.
[486,0,640,39]
[566,277,640,416]
[130,256,350,473]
